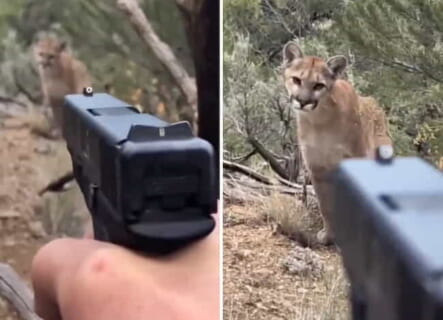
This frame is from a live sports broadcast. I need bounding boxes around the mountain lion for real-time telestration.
[34,36,92,133]
[282,42,392,245]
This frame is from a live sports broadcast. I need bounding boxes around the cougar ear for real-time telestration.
[326,55,347,77]
[58,41,67,52]
[283,42,303,64]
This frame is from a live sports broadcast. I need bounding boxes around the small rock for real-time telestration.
[28,220,47,238]
[3,118,26,129]
[280,246,323,276]
[3,237,16,247]
[282,258,309,275]
[0,210,20,219]
[233,249,252,260]
[18,153,30,161]
[34,142,52,155]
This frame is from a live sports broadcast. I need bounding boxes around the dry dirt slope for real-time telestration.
[223,198,350,320]
[0,117,88,319]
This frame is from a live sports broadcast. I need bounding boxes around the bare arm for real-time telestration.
[32,214,220,320]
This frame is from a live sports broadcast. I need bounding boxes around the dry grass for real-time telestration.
[256,193,322,247]
[223,192,350,320]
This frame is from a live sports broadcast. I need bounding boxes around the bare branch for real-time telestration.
[223,160,314,195]
[116,0,197,115]
[227,149,257,163]
[0,263,42,320]
[223,160,273,185]
[262,0,298,39]
[225,177,313,199]
[247,136,291,180]
[38,171,74,195]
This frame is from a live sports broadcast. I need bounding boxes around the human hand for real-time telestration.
[31,214,220,320]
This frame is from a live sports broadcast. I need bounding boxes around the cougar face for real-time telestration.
[282,42,347,112]
[34,37,66,69]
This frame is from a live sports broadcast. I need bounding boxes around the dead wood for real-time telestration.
[223,160,315,206]
[226,149,257,163]
[0,263,42,320]
[223,176,316,206]
[223,179,265,205]
[38,171,74,195]
[247,137,290,180]
[224,160,314,190]
[223,160,273,185]
[116,0,197,116]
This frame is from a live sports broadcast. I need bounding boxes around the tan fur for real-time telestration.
[282,42,392,244]
[34,36,92,130]
[358,96,393,155]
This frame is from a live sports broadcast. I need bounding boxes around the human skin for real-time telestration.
[31,214,220,320]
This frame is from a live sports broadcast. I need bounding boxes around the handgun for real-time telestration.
[62,88,217,254]
[331,148,443,320]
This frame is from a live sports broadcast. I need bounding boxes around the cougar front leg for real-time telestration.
[311,174,335,245]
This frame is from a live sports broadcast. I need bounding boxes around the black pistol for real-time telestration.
[332,149,443,320]
[62,88,217,254]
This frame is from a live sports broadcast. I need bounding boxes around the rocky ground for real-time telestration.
[0,113,88,319]
[223,195,350,320]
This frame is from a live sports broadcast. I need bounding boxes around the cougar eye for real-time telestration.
[48,54,55,59]
[292,77,301,85]
[314,83,325,91]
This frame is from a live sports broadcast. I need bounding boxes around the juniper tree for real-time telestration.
[224,0,345,65]
[336,0,443,162]
[339,0,443,83]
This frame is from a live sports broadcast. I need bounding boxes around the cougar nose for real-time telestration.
[297,97,311,109]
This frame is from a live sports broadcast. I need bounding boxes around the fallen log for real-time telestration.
[223,160,273,185]
[223,175,316,207]
[223,160,315,193]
